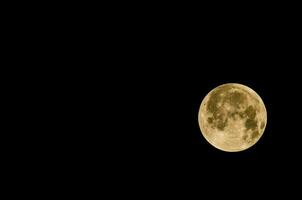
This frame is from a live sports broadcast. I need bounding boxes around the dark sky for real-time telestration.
[98,12,301,195]
[108,44,301,195]
[17,3,302,196]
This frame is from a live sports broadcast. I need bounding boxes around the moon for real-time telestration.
[198,83,267,152]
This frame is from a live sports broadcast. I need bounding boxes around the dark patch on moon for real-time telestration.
[230,111,239,119]
[239,112,247,119]
[245,118,258,130]
[216,118,228,131]
[244,105,259,131]
[251,130,259,139]
[213,110,229,131]
[206,89,222,113]
[206,85,233,114]
[207,117,213,124]
[226,91,246,108]
[260,121,265,129]
[242,134,248,141]
[244,105,256,119]
[213,110,220,119]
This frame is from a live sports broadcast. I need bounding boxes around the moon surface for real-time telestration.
[198,83,267,152]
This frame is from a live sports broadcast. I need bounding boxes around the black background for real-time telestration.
[101,11,302,195]
[25,4,301,195]
[7,2,302,197]
[113,61,301,196]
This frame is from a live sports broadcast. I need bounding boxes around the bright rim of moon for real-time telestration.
[198,83,267,152]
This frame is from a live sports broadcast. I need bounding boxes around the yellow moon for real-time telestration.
[198,83,267,152]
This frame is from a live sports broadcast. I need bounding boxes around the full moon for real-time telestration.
[198,83,267,152]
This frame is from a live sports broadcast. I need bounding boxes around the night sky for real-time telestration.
[100,10,301,195]
[111,45,301,194]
